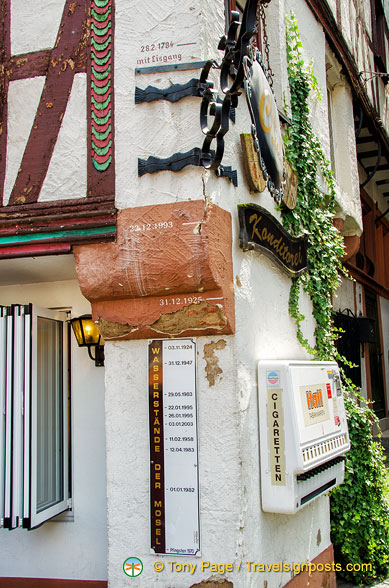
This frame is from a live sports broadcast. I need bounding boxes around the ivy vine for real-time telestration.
[284,13,389,585]
[330,379,389,584]
[283,13,346,361]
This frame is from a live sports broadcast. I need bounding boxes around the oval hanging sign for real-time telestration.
[245,58,284,196]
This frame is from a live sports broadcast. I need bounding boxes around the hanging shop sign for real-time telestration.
[149,339,200,556]
[244,57,284,193]
[238,203,308,277]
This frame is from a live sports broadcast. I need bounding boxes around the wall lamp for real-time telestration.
[70,315,105,367]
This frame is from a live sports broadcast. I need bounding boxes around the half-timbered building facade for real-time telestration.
[0,1,387,587]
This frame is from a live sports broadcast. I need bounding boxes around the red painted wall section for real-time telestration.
[283,544,336,588]
[73,200,235,340]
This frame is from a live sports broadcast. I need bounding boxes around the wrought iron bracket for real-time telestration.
[138,148,201,176]
[138,148,237,186]
[218,165,238,187]
[135,78,202,104]
[135,79,236,122]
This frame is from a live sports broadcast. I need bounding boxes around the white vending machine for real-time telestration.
[258,360,350,514]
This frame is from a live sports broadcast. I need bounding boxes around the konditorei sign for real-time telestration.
[149,339,200,556]
[238,203,308,277]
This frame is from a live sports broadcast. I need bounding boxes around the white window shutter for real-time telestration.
[25,306,69,529]
[0,307,8,528]
[0,304,69,531]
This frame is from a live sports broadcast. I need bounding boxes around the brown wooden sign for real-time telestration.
[240,133,266,193]
[283,160,298,210]
[238,204,308,277]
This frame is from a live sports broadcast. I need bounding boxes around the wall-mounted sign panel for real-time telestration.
[245,59,284,192]
[238,203,309,277]
[149,339,200,556]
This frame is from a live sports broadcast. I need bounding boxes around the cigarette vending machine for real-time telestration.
[258,360,350,514]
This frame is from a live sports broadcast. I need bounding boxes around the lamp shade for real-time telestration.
[70,315,102,347]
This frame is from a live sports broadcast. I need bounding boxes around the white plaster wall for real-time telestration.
[229,251,331,588]
[104,322,331,588]
[4,77,45,206]
[11,0,66,54]
[333,276,355,315]
[105,338,242,588]
[330,83,363,234]
[266,0,290,110]
[108,0,336,586]
[0,274,108,581]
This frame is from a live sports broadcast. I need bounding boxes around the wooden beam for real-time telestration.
[7,48,86,81]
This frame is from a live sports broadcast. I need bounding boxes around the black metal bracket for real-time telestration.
[135,78,202,104]
[138,148,237,186]
[138,148,202,176]
[218,165,238,187]
[87,344,105,367]
[135,79,236,122]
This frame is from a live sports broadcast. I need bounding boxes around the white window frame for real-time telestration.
[26,306,69,529]
[0,304,69,531]
[0,307,7,528]
[4,308,14,528]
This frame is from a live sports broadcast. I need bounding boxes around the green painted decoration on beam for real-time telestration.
[91,0,113,172]
[0,226,116,246]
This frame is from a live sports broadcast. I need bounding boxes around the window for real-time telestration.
[371,0,388,74]
[0,305,69,530]
[348,195,389,290]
